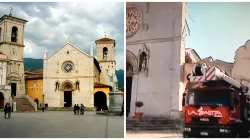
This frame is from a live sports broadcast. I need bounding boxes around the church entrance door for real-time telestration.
[64,91,72,107]
[11,83,17,97]
[94,91,107,111]
[126,77,132,117]
[0,92,4,109]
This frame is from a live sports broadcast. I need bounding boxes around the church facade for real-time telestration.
[43,37,118,109]
[126,2,187,119]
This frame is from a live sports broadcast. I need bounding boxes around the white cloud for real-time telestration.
[0,2,124,70]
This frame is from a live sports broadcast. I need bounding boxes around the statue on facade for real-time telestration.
[76,81,80,91]
[55,81,60,91]
[139,44,150,76]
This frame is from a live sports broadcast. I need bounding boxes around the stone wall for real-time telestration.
[126,2,187,119]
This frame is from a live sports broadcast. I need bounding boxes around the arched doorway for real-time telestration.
[59,80,74,107]
[34,98,39,105]
[126,50,139,117]
[63,83,73,107]
[0,92,4,109]
[94,91,107,111]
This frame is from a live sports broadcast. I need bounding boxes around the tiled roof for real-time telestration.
[94,82,112,88]
[25,69,43,79]
[95,37,115,42]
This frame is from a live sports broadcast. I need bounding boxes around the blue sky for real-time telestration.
[187,2,250,63]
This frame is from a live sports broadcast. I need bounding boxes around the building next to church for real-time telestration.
[43,36,118,110]
[126,2,188,119]
[24,69,43,107]
[0,11,27,109]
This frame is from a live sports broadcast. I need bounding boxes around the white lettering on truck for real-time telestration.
[188,107,223,117]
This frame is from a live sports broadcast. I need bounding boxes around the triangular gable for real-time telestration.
[46,42,90,60]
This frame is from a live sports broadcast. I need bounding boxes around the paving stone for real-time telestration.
[0,111,124,138]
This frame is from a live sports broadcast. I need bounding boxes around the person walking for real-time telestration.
[4,103,8,119]
[120,103,124,116]
[76,104,80,115]
[73,104,77,115]
[7,103,12,119]
[80,104,85,115]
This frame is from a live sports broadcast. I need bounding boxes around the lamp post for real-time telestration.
[42,94,45,112]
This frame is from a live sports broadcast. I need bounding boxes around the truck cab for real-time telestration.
[182,63,250,138]
[183,86,244,137]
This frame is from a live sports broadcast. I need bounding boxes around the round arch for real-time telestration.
[0,92,4,109]
[59,80,74,91]
[94,91,107,111]
[126,50,139,76]
[34,98,39,105]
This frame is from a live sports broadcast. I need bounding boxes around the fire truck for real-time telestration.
[182,63,250,138]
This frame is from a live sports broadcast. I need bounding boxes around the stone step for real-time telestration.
[127,126,181,131]
[126,117,183,131]
[126,124,177,127]
[16,98,35,112]
[45,107,95,111]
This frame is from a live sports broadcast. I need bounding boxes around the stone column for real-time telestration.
[108,91,123,113]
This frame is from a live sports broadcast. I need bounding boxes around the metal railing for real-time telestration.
[24,95,37,111]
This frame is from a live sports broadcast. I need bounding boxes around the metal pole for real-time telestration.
[105,117,108,138]
[43,94,44,106]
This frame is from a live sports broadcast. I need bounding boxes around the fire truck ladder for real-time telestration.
[188,63,249,93]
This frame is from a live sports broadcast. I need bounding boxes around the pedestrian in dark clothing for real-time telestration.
[80,104,85,115]
[7,103,11,119]
[76,104,80,115]
[120,103,124,116]
[4,103,7,119]
[42,106,45,112]
[73,104,77,115]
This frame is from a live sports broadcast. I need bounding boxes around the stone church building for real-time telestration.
[126,2,188,119]
[0,12,27,109]
[0,12,119,112]
[43,37,118,109]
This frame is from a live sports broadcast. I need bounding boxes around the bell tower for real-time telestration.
[95,33,117,87]
[0,10,28,97]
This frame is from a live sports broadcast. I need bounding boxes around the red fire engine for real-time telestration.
[182,63,250,138]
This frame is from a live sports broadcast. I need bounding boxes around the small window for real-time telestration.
[11,26,18,42]
[67,51,69,54]
[34,81,37,88]
[103,47,108,59]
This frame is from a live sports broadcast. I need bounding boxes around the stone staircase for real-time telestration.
[126,117,183,132]
[16,98,35,112]
[45,107,95,111]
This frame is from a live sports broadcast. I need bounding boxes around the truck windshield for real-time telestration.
[187,89,230,107]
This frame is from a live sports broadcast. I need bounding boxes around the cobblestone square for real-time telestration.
[126,130,182,138]
[0,111,124,138]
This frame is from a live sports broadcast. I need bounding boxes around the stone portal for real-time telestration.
[64,91,72,107]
